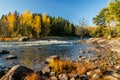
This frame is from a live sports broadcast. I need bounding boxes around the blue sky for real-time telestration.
[0,0,108,26]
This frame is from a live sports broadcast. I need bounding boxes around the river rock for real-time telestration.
[70,77,75,80]
[78,56,87,61]
[103,70,113,75]
[42,66,51,74]
[113,70,120,78]
[70,74,80,80]
[91,74,102,79]
[0,50,9,54]
[18,37,29,41]
[50,76,58,80]
[87,71,94,77]
[115,65,120,70]
[37,47,42,50]
[46,55,60,63]
[80,75,89,80]
[103,75,118,80]
[50,72,55,76]
[94,68,101,74]
[80,50,85,54]
[0,65,34,80]
[5,55,17,60]
[0,70,5,78]
[91,57,98,62]
[35,71,43,77]
[0,65,6,70]
[58,73,68,80]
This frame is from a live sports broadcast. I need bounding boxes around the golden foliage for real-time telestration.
[32,15,41,38]
[49,59,76,73]
[0,38,17,41]
[24,73,41,80]
[76,63,86,75]
[19,10,33,26]
[42,12,50,28]
[7,13,16,33]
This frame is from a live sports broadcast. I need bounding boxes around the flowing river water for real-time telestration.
[0,38,93,70]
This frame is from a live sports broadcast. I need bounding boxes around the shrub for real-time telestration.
[90,26,104,37]
[24,71,43,80]
[49,59,76,73]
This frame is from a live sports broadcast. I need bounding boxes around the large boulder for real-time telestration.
[0,65,34,80]
[0,70,5,78]
[42,66,51,74]
[50,76,57,80]
[0,50,9,54]
[5,55,17,60]
[59,74,68,80]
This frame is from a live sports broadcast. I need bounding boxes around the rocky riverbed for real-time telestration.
[1,38,120,80]
[1,53,120,80]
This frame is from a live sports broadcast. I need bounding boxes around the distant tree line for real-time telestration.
[0,10,76,38]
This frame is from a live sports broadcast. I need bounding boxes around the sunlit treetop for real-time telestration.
[108,0,120,2]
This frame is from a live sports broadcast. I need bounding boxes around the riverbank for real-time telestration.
[85,38,120,53]
[0,38,18,42]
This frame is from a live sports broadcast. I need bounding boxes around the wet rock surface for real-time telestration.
[18,37,30,41]
[5,55,17,60]
[0,50,9,54]
[0,65,34,80]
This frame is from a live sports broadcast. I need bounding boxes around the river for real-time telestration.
[0,38,93,70]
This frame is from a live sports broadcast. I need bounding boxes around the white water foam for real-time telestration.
[0,40,79,49]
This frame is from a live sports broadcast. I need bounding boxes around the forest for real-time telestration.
[0,10,76,38]
[1,1,120,39]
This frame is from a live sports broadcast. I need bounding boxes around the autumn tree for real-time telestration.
[42,12,50,36]
[32,15,41,38]
[108,2,120,35]
[0,15,9,37]
[19,10,33,36]
[7,12,16,37]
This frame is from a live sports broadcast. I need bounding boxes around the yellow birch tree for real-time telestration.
[32,15,41,38]
[42,12,50,36]
[7,12,16,37]
[19,10,33,36]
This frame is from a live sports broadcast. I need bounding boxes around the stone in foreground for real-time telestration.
[46,55,60,63]
[5,55,18,60]
[0,50,9,54]
[0,65,34,80]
